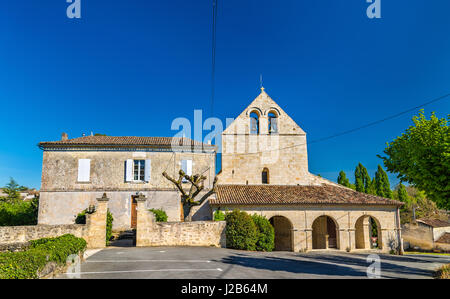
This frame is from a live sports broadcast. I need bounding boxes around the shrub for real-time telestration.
[213,209,225,221]
[0,234,86,279]
[0,198,39,226]
[149,209,168,222]
[434,264,450,279]
[106,209,114,245]
[74,205,96,224]
[225,210,258,251]
[251,214,274,252]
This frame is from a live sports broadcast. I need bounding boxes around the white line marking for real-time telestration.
[65,268,222,275]
[86,260,211,263]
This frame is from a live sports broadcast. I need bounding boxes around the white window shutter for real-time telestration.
[78,159,90,182]
[181,159,187,174]
[125,159,133,182]
[186,160,193,176]
[144,159,151,182]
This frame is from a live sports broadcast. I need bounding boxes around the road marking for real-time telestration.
[65,268,222,275]
[86,260,212,263]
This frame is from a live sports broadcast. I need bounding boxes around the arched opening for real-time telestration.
[269,216,293,251]
[268,111,278,134]
[262,168,269,184]
[355,215,382,250]
[250,111,260,134]
[312,216,340,249]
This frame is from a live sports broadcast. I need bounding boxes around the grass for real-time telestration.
[405,251,450,256]
[433,264,450,279]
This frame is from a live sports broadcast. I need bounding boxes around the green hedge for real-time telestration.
[252,214,275,252]
[0,234,86,279]
[0,199,39,226]
[213,209,226,221]
[225,210,258,251]
[149,209,168,222]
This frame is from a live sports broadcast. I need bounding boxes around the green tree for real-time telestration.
[379,110,449,209]
[354,163,372,193]
[374,165,393,198]
[2,178,21,202]
[397,183,410,204]
[337,171,351,188]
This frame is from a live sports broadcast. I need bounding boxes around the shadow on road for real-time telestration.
[214,254,367,278]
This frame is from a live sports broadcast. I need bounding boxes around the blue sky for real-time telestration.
[0,0,449,189]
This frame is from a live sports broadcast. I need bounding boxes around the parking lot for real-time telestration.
[57,246,449,279]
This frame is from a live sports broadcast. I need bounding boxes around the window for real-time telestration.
[77,159,91,182]
[181,159,192,182]
[125,159,151,182]
[262,168,269,184]
[250,112,260,134]
[268,112,278,134]
[134,160,145,181]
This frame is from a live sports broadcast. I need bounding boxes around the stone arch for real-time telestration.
[246,107,263,116]
[312,215,340,249]
[355,215,382,250]
[269,215,293,251]
[264,107,281,116]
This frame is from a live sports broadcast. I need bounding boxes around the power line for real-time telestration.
[210,0,218,117]
[222,92,450,156]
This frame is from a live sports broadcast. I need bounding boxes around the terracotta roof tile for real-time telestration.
[416,218,450,228]
[436,233,450,244]
[39,136,214,148]
[211,184,403,206]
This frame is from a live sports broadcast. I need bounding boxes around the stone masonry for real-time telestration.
[136,196,226,247]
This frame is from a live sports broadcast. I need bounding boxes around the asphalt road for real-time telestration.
[57,246,450,279]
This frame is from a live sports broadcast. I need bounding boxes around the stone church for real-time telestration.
[38,88,403,252]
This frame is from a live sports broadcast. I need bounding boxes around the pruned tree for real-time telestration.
[162,170,218,221]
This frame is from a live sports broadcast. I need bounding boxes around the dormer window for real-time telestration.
[250,112,260,134]
[268,112,278,134]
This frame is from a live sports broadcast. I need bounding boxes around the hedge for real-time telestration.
[106,210,114,245]
[252,214,275,252]
[149,209,168,222]
[213,209,226,221]
[0,199,39,226]
[225,210,258,251]
[0,234,87,279]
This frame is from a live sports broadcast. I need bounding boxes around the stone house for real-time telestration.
[38,136,216,231]
[38,88,404,252]
[209,88,404,253]
[402,218,450,251]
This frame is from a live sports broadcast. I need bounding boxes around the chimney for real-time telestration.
[61,132,68,141]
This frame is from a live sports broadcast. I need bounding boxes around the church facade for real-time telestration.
[210,88,404,252]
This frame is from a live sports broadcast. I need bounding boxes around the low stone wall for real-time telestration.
[0,196,110,249]
[0,224,84,245]
[136,198,226,247]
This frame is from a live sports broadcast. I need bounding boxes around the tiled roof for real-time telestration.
[39,136,214,148]
[436,233,450,244]
[416,218,450,228]
[210,184,403,206]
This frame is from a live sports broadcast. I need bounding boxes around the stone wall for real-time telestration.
[0,197,109,249]
[136,198,226,247]
[402,222,450,251]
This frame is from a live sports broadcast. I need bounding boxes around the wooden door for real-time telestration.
[131,196,137,229]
